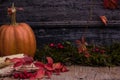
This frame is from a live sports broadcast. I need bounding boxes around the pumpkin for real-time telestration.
[0,3,36,57]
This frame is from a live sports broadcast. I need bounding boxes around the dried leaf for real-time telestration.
[53,63,63,70]
[10,58,24,64]
[100,16,108,26]
[103,0,118,9]
[44,63,54,71]
[76,37,87,53]
[30,76,36,80]
[22,56,33,64]
[84,52,91,58]
[61,66,69,72]
[54,69,61,75]
[14,61,23,68]
[35,69,45,79]
[34,61,44,69]
[46,57,53,64]
[45,71,52,78]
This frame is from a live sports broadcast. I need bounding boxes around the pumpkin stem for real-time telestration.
[9,3,17,25]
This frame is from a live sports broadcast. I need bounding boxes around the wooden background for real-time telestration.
[0,0,120,26]
[0,0,120,47]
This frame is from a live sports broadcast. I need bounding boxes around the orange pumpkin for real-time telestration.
[0,3,36,57]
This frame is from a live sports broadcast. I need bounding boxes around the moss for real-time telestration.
[34,41,120,66]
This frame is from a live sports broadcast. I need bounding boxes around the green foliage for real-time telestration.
[34,41,120,66]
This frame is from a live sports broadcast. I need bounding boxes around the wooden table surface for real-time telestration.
[0,65,120,80]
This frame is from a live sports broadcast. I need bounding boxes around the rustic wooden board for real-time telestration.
[0,65,120,80]
[0,0,120,26]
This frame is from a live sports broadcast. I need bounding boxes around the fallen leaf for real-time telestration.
[14,61,23,68]
[84,52,91,58]
[103,0,118,9]
[10,58,24,64]
[45,71,52,78]
[35,69,45,79]
[34,61,44,68]
[23,56,33,64]
[53,63,63,70]
[46,57,53,64]
[44,63,54,71]
[61,66,69,72]
[76,37,87,53]
[100,16,108,26]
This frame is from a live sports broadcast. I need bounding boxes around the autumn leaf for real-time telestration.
[35,69,45,79]
[34,61,44,68]
[53,63,63,70]
[44,63,54,71]
[76,36,88,53]
[103,0,118,9]
[22,56,33,65]
[14,61,23,68]
[100,16,108,26]
[61,66,69,72]
[46,57,53,64]
[84,52,91,58]
[9,56,68,79]
[45,71,52,78]
[10,58,24,64]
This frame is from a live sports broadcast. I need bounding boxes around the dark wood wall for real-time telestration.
[0,0,120,26]
[0,0,120,47]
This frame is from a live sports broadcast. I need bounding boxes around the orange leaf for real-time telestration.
[76,37,87,53]
[100,16,108,26]
[53,63,63,70]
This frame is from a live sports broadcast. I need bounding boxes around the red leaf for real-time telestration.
[45,71,52,78]
[34,61,44,68]
[10,56,33,65]
[23,56,33,64]
[44,63,54,71]
[46,57,53,64]
[14,61,23,68]
[10,58,24,63]
[103,0,118,9]
[104,0,109,8]
[35,69,45,79]
[53,63,63,70]
[84,52,91,58]
[54,69,61,75]
[61,66,69,72]
[30,76,35,80]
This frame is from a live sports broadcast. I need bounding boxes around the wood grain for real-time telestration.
[1,65,120,80]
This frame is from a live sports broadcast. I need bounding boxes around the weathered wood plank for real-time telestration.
[24,21,120,28]
[0,66,120,80]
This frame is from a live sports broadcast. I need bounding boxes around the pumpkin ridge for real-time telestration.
[6,26,17,55]
[19,23,36,56]
[0,26,8,56]
[0,26,7,56]
[20,25,30,55]
[14,26,26,54]
[13,26,18,54]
